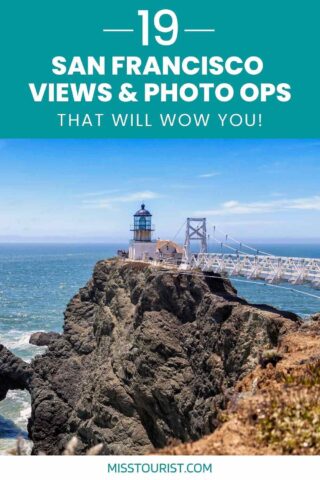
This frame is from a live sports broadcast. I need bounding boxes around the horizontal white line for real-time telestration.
[184,29,215,32]
[103,29,134,32]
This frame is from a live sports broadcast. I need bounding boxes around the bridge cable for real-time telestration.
[212,225,275,257]
[211,235,248,255]
[170,219,187,243]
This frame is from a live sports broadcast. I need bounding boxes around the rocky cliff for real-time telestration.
[0,259,301,454]
[160,315,320,455]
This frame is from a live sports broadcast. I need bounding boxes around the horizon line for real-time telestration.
[0,238,319,245]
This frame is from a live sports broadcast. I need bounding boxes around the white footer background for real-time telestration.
[0,455,319,480]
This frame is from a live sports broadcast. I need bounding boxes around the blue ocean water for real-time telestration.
[0,243,123,452]
[0,242,319,452]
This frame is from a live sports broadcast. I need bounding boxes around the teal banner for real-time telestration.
[0,0,319,137]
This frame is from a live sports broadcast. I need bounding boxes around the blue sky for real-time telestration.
[0,139,319,242]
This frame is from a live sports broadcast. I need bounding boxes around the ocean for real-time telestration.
[0,242,320,453]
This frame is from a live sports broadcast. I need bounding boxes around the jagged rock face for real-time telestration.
[25,260,299,455]
[0,345,33,401]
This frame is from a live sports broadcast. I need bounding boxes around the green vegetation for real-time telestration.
[256,361,320,454]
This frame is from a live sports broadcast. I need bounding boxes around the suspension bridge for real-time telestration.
[180,218,320,289]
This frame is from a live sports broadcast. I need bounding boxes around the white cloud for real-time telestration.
[285,197,320,210]
[76,189,122,198]
[82,190,161,209]
[195,195,320,216]
[198,172,220,178]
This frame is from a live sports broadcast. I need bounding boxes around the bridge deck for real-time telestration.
[188,253,320,287]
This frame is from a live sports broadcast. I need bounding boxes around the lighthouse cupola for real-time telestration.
[131,203,154,242]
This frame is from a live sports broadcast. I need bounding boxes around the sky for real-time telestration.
[0,138,319,243]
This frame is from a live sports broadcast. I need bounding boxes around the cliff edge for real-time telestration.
[0,259,303,454]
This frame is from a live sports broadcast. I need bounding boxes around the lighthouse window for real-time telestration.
[139,217,146,229]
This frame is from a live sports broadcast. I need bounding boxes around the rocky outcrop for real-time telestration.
[0,260,301,455]
[29,331,60,347]
[0,345,33,401]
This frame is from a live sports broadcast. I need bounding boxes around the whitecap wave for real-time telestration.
[0,330,46,363]
[0,331,32,350]
[18,404,31,424]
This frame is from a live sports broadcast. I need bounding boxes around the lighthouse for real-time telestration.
[128,204,157,260]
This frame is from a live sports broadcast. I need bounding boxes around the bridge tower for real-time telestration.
[184,218,208,261]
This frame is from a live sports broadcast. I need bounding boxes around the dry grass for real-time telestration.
[7,436,103,456]
[157,330,320,455]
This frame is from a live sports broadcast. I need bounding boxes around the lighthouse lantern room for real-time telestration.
[132,204,153,241]
[129,204,157,260]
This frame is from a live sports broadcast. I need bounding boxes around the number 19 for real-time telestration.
[138,10,178,46]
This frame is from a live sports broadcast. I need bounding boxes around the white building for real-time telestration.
[128,204,183,262]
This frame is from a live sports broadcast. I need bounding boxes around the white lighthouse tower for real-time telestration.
[128,204,157,260]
